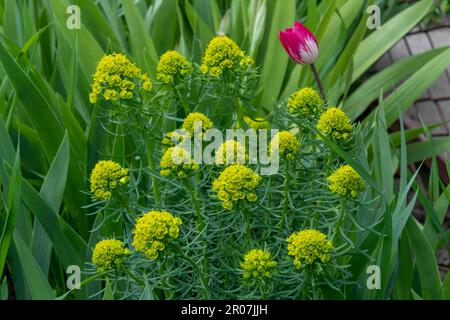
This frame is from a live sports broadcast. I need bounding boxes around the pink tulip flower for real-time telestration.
[279,21,319,65]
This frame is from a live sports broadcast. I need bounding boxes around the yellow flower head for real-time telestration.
[316,107,352,140]
[156,50,192,84]
[182,112,214,138]
[269,131,300,161]
[287,229,333,269]
[327,165,365,198]
[200,35,251,77]
[160,147,199,179]
[240,56,255,69]
[212,164,261,210]
[209,66,222,77]
[162,130,191,151]
[89,53,152,104]
[132,210,182,260]
[92,239,130,272]
[243,117,270,130]
[241,249,277,280]
[288,87,324,117]
[215,140,247,165]
[90,160,129,200]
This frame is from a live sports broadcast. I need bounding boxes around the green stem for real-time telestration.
[125,268,164,299]
[163,259,174,299]
[242,203,252,241]
[124,268,144,286]
[67,32,78,112]
[233,96,244,129]
[56,271,108,300]
[331,200,346,244]
[135,93,162,205]
[326,150,334,176]
[182,178,210,299]
[259,283,268,299]
[310,63,326,101]
[302,267,312,300]
[282,161,290,229]
[177,249,209,299]
[174,87,190,115]
[311,212,320,228]
[144,136,161,204]
[183,178,204,231]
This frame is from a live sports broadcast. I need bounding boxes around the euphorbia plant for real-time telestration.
[78,29,370,300]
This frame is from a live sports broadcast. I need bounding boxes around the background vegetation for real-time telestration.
[0,0,449,299]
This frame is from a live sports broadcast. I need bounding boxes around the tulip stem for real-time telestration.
[310,63,326,101]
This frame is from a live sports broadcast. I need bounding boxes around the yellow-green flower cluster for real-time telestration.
[327,165,365,198]
[288,87,324,117]
[243,117,270,130]
[241,249,277,279]
[287,229,333,269]
[215,140,247,165]
[200,35,253,77]
[160,147,199,179]
[269,131,300,161]
[90,160,129,200]
[156,50,193,84]
[132,210,182,260]
[316,107,353,140]
[182,112,214,138]
[212,164,261,210]
[89,53,152,104]
[240,56,255,69]
[92,239,130,272]
[161,130,190,151]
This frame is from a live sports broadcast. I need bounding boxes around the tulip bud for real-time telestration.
[279,21,319,65]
